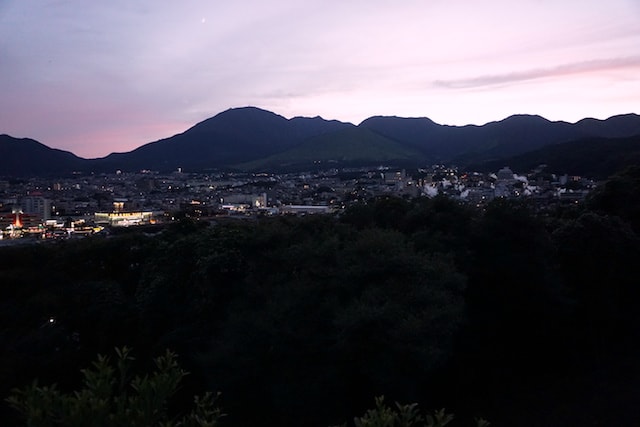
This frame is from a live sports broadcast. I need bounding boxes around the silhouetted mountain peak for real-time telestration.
[499,114,551,123]
[3,109,640,176]
[0,134,79,156]
[575,113,640,124]
[0,134,84,177]
[1,134,49,149]
[359,115,438,127]
[185,106,287,133]
[574,113,640,138]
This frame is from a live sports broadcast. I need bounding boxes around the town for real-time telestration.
[0,164,593,241]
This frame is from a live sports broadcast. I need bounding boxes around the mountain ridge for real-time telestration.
[0,134,86,176]
[2,108,640,176]
[469,134,640,179]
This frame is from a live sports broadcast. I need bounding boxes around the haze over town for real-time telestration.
[1,0,639,158]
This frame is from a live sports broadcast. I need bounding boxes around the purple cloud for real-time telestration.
[434,56,640,89]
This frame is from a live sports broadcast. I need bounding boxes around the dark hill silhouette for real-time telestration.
[469,134,640,179]
[98,107,353,172]
[238,127,424,171]
[2,108,640,176]
[0,134,85,177]
[574,114,640,138]
[357,115,441,152]
[359,114,583,163]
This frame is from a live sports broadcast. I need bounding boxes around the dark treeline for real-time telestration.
[3,167,640,426]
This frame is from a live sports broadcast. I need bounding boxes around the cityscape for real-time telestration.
[1,163,592,241]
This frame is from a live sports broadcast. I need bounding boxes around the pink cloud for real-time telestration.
[434,56,640,89]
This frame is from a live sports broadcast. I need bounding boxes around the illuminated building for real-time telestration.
[94,211,159,227]
[0,208,40,238]
[0,209,25,229]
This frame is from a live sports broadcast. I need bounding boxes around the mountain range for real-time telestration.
[2,107,640,177]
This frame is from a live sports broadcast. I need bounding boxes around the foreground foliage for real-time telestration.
[9,348,491,427]
[7,347,223,427]
[342,396,489,427]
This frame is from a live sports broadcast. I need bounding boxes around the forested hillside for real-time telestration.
[3,167,640,426]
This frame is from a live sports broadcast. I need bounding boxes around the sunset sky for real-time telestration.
[1,0,639,158]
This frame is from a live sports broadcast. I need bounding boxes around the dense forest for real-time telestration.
[3,167,640,426]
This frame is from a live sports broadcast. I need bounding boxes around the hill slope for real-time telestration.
[470,134,640,179]
[238,127,425,171]
[359,114,586,163]
[99,107,353,172]
[0,134,86,177]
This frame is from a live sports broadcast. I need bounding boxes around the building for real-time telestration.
[94,211,158,226]
[496,167,515,181]
[0,209,42,238]
[21,196,52,221]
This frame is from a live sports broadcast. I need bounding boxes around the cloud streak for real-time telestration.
[434,56,640,89]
